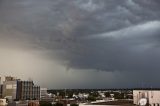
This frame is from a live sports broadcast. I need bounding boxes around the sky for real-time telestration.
[0,0,160,89]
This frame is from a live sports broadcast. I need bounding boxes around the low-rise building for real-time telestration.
[28,100,40,106]
[8,100,40,106]
[40,88,48,99]
[40,88,53,102]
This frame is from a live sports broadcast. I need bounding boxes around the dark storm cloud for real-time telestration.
[0,0,160,73]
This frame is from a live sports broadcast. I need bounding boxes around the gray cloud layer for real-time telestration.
[0,0,160,88]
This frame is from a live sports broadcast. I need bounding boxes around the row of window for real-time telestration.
[21,91,39,93]
[22,92,40,94]
[151,103,160,106]
[22,88,40,89]
[22,89,40,91]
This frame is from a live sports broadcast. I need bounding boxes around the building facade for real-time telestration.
[0,84,3,98]
[133,90,160,106]
[40,88,53,102]
[17,81,40,100]
[40,88,48,100]
[32,86,40,100]
[2,80,17,100]
[0,75,5,85]
[2,80,40,101]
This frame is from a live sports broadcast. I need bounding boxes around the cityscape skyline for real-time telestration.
[0,0,160,89]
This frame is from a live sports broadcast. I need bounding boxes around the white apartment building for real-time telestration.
[133,89,160,106]
[40,88,48,99]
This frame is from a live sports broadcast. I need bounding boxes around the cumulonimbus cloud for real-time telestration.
[1,0,160,73]
[87,21,160,39]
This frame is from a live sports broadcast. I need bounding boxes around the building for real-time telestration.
[8,101,28,106]
[0,76,6,98]
[8,100,39,106]
[40,88,48,99]
[40,88,48,101]
[28,100,40,106]
[17,81,40,100]
[1,76,19,100]
[133,89,160,106]
[0,84,3,98]
[5,76,17,81]
[2,79,40,101]
[2,80,17,100]
[40,88,53,102]
[0,75,5,85]
[32,86,40,100]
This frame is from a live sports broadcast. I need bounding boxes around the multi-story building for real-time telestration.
[0,75,5,85]
[40,88,53,102]
[0,84,3,98]
[0,75,6,98]
[17,81,40,100]
[5,76,17,81]
[40,88,48,100]
[2,76,21,101]
[2,80,17,100]
[2,79,40,101]
[32,86,40,100]
[133,89,160,106]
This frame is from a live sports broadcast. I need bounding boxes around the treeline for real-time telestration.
[48,89,132,95]
[40,101,78,106]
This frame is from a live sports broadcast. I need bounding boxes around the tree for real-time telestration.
[87,96,96,101]
[105,92,110,97]
[68,92,73,98]
[40,101,52,106]
[70,104,78,106]
[54,103,63,106]
[59,91,65,97]
[89,91,99,97]
[114,92,125,99]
